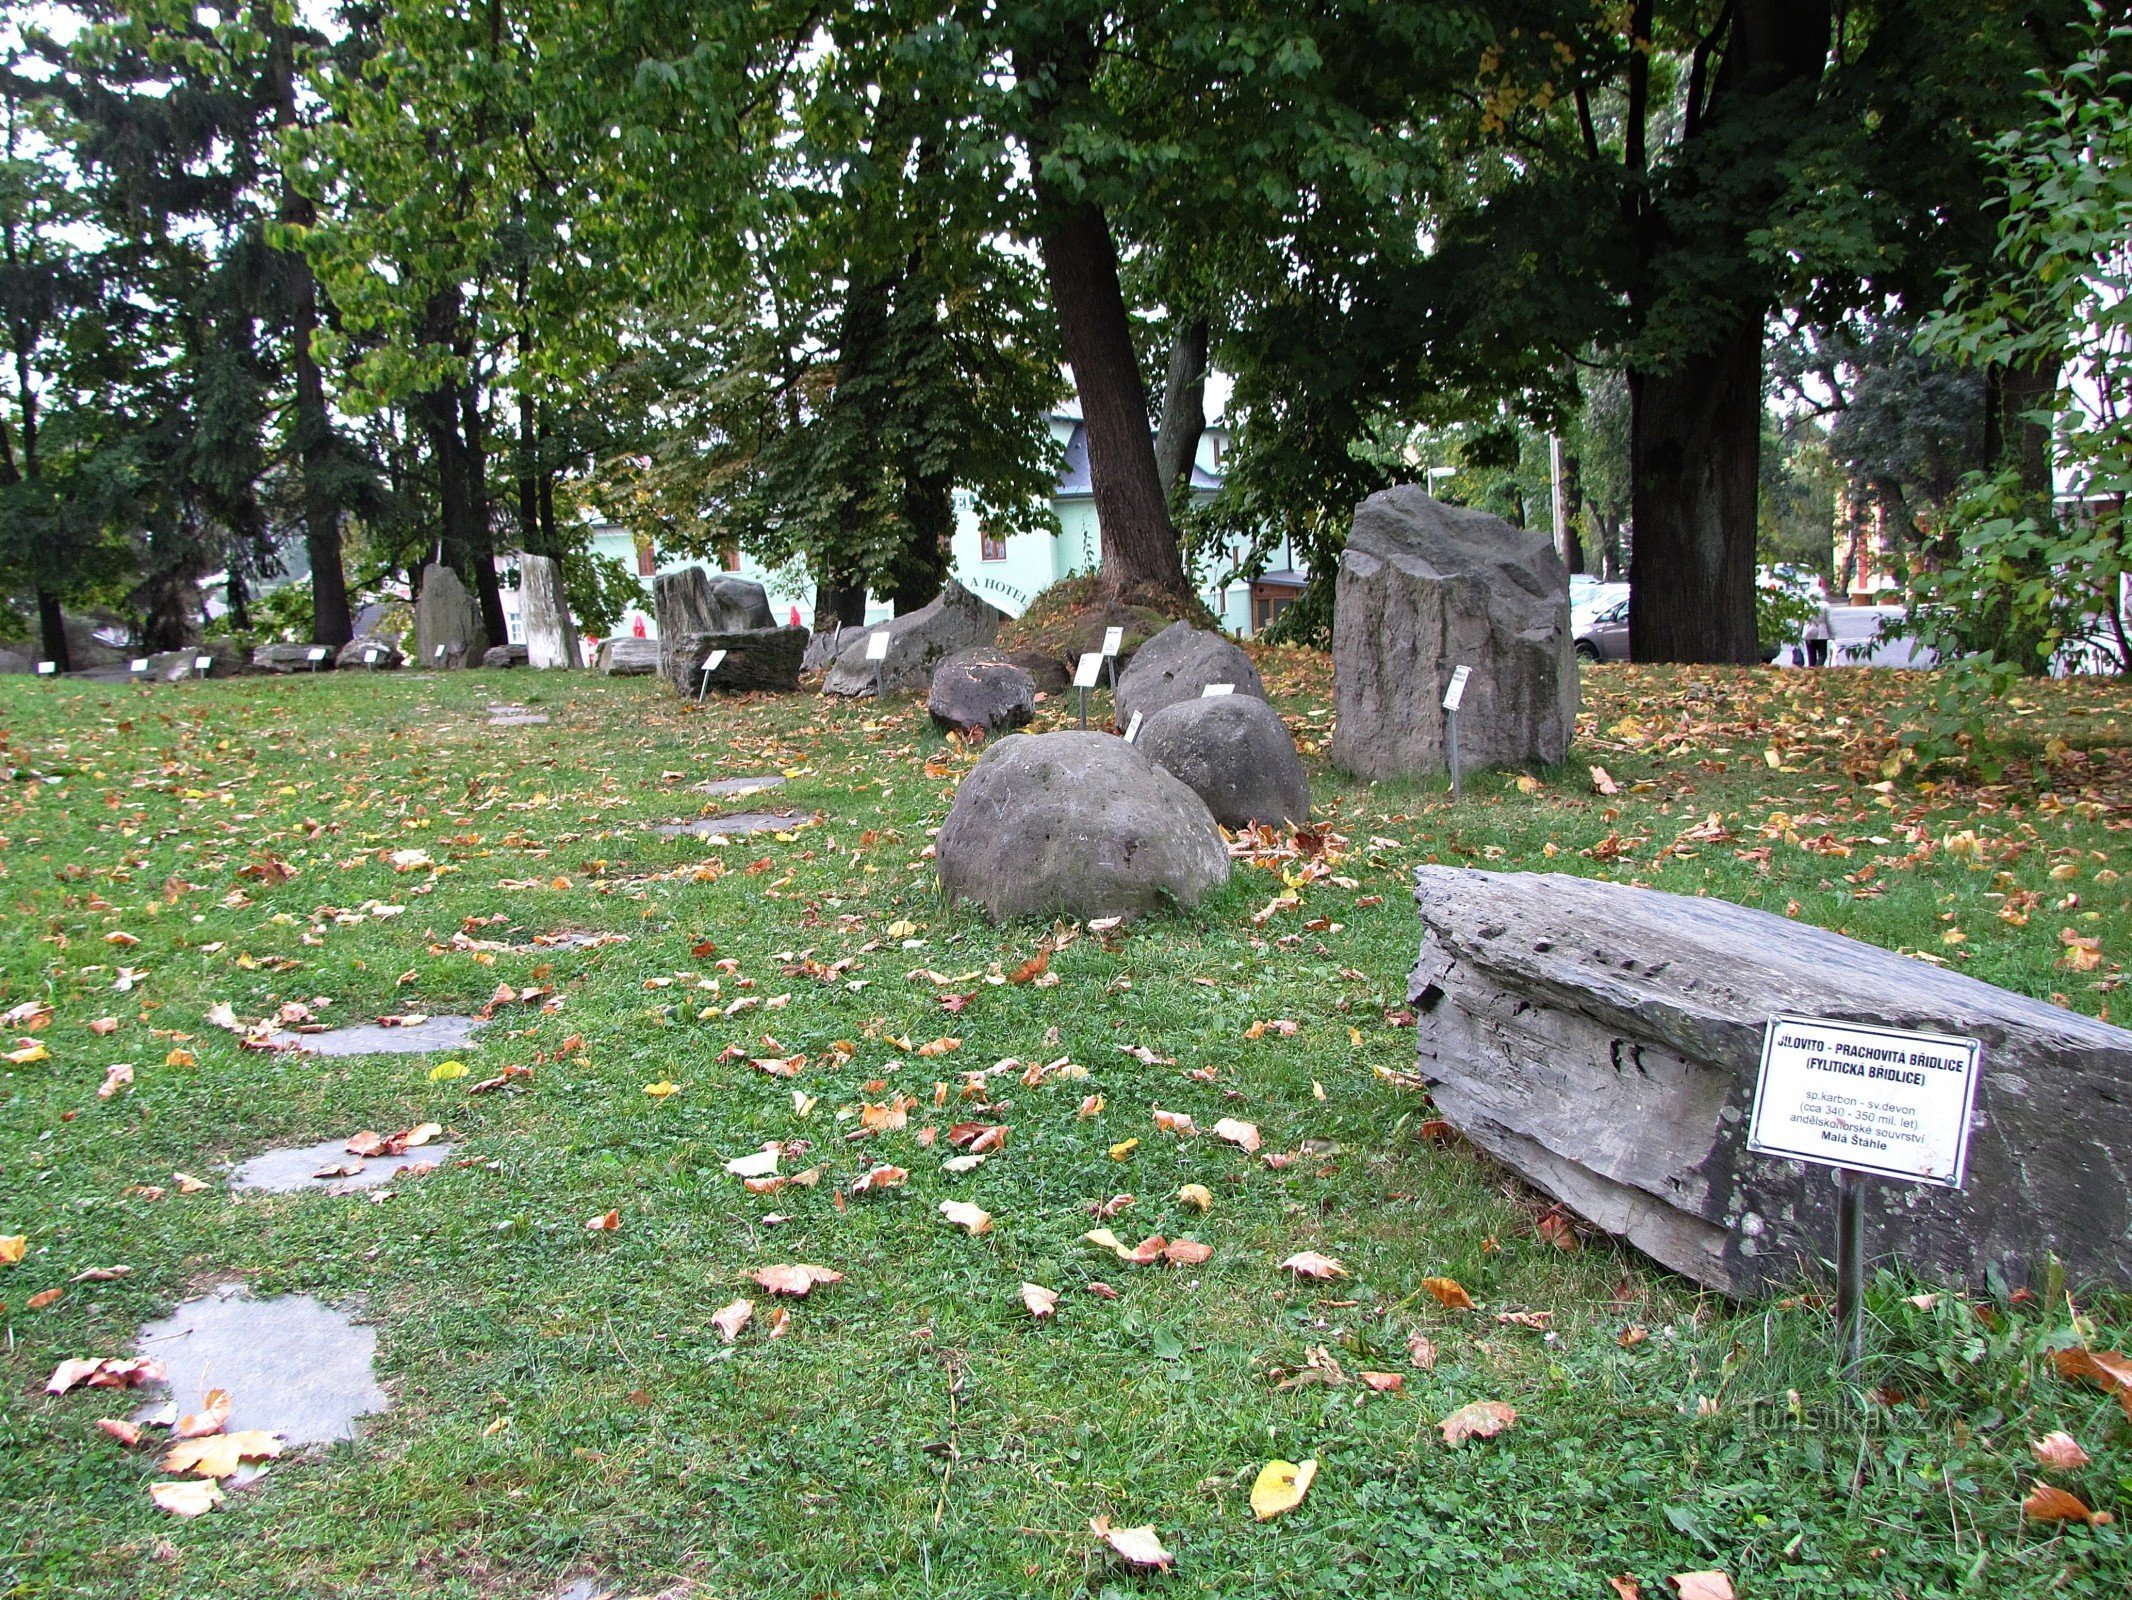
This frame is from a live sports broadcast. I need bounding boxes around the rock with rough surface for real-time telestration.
[482,643,529,669]
[338,637,402,670]
[1333,487,1574,778]
[596,636,661,676]
[1408,866,2132,1297]
[146,641,246,682]
[666,626,807,694]
[823,581,1004,697]
[518,552,580,669]
[929,649,1036,737]
[252,643,338,674]
[414,563,485,669]
[1136,694,1310,827]
[1111,621,1266,731]
[935,731,1229,921]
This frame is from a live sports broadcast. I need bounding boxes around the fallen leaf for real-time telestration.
[916,1036,961,1058]
[1212,1117,1261,1153]
[174,1389,232,1439]
[98,1063,134,1099]
[1177,1183,1214,1212]
[5,1038,51,1064]
[164,1430,283,1478]
[162,1048,195,1069]
[1108,1138,1139,1160]
[2024,1483,2112,1526]
[585,1209,621,1232]
[850,1164,908,1194]
[1437,1399,1517,1446]
[711,1298,753,1343]
[70,1265,130,1283]
[1590,765,1620,795]
[1090,1516,1173,1570]
[1279,1250,1348,1280]
[1250,1457,1319,1520]
[28,1286,63,1310]
[1021,1282,1059,1318]
[97,1418,144,1446]
[0,1235,24,1265]
[87,1016,120,1036]
[1360,1370,1405,1392]
[1535,1209,1580,1251]
[172,1172,208,1194]
[1078,1094,1105,1119]
[46,1357,104,1393]
[2053,1347,2132,1394]
[2031,1431,2091,1471]
[1152,1106,1195,1134]
[724,1145,781,1179]
[1609,1578,1642,1600]
[939,1200,993,1235]
[1006,951,1051,984]
[1421,1276,1476,1310]
[753,1263,843,1296]
[398,1122,441,1149]
[149,1479,225,1517]
[428,1060,469,1081]
[1407,1331,1438,1369]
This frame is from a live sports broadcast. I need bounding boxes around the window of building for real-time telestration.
[635,542,656,578]
[721,544,742,572]
[980,529,1008,562]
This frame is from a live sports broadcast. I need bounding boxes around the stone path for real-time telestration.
[488,703,551,727]
[694,774,784,798]
[229,1137,456,1195]
[267,1015,481,1056]
[651,811,802,838]
[136,1286,387,1447]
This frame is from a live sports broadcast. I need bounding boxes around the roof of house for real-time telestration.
[1055,421,1223,499]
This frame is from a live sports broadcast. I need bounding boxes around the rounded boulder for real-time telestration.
[929,649,1036,738]
[1112,621,1267,731]
[935,731,1230,921]
[1136,695,1310,828]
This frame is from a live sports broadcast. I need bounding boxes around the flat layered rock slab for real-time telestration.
[651,811,803,838]
[267,1015,481,1056]
[230,1137,457,1194]
[136,1285,387,1446]
[694,775,785,798]
[488,711,551,727]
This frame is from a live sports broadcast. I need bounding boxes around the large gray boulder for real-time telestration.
[1409,866,2132,1298]
[936,731,1230,921]
[1333,487,1575,779]
[666,626,807,694]
[596,636,662,676]
[928,648,1036,738]
[338,637,402,670]
[252,642,337,674]
[823,581,1004,698]
[146,641,247,682]
[1111,621,1266,732]
[1136,694,1310,828]
[414,563,485,669]
[482,643,529,669]
[518,552,580,669]
[0,648,31,674]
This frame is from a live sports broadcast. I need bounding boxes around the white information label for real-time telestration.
[364,648,379,663]
[1100,626,1124,657]
[1123,710,1144,744]
[865,631,892,662]
[434,644,447,662]
[131,658,150,674]
[194,655,213,672]
[1200,682,1236,698]
[701,649,728,675]
[1442,664,1472,712]
[1747,1014,1982,1188]
[1072,651,1103,689]
[307,646,328,662]
[35,660,56,676]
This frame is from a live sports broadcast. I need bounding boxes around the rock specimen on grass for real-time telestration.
[338,637,402,670]
[823,581,1004,697]
[1333,487,1574,778]
[1136,694,1310,827]
[664,626,808,695]
[1408,865,2132,1297]
[935,731,1229,920]
[144,642,247,681]
[251,643,336,674]
[135,1285,387,1445]
[414,562,485,669]
[595,636,661,676]
[518,552,581,669]
[929,648,1037,738]
[482,643,529,669]
[1111,621,1266,731]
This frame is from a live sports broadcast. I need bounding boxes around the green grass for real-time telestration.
[1,657,2128,1598]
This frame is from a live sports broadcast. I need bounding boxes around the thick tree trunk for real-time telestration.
[1154,315,1209,502]
[459,379,507,647]
[36,588,69,673]
[889,467,953,613]
[1628,320,1764,663]
[1033,185,1188,599]
[1558,447,1586,575]
[814,578,867,629]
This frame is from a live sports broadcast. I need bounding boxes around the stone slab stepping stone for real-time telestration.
[652,811,802,838]
[230,1137,457,1195]
[267,1015,481,1056]
[694,774,785,798]
[488,703,550,726]
[136,1285,387,1447]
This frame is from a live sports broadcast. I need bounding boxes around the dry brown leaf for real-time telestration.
[1279,1250,1348,1280]
[1436,1399,1517,1446]
[1212,1117,1262,1152]
[173,1389,232,1439]
[1152,1107,1195,1135]
[2053,1347,2132,1393]
[28,1286,62,1310]
[1020,1282,1059,1319]
[149,1479,225,1517]
[849,1164,908,1194]
[2031,1430,2091,1471]
[1670,1575,1736,1600]
[753,1263,843,1296]
[711,1298,753,1343]
[1407,1331,1438,1370]
[1090,1516,1174,1570]
[164,1430,283,1478]
[1422,1276,1476,1310]
[585,1208,621,1232]
[1360,1371,1405,1392]
[2024,1483,2113,1526]
[1163,1238,1213,1267]
[96,1417,144,1446]
[1609,1578,1642,1600]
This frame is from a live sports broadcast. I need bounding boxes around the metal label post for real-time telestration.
[1441,665,1471,803]
[1834,1168,1867,1370]
[697,648,728,702]
[865,628,891,700]
[1100,626,1124,692]
[1073,652,1102,730]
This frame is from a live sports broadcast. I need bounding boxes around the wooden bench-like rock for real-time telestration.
[1408,866,2132,1297]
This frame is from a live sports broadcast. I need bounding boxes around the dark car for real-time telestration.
[1574,598,1630,661]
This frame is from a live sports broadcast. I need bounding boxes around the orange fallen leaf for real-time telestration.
[97,1417,144,1446]
[1609,1578,1642,1600]
[174,1389,232,1439]
[1151,1107,1195,1134]
[1422,1276,1476,1311]
[27,1286,62,1310]
[753,1263,843,1296]
[2024,1483,2112,1526]
[1360,1371,1405,1392]
[1437,1399,1517,1445]
[1163,1238,1212,1267]
[1006,951,1051,984]
[1090,1515,1173,1570]
[849,1164,908,1194]
[2031,1431,2091,1471]
[2053,1347,2132,1393]
[916,1036,961,1057]
[585,1209,621,1232]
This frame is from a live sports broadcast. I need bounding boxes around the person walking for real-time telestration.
[1803,586,1833,667]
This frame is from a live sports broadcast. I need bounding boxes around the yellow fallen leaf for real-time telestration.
[163,1430,283,1478]
[149,1479,224,1517]
[642,1080,681,1099]
[428,1060,468,1081]
[1421,1276,1476,1310]
[163,1048,196,1068]
[940,1200,992,1235]
[0,1235,24,1265]
[1177,1183,1214,1212]
[1250,1457,1318,1520]
[5,1039,50,1064]
[1108,1138,1139,1160]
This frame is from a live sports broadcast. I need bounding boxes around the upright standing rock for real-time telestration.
[518,552,580,669]
[656,567,779,685]
[414,563,485,670]
[1332,487,1574,778]
[1111,621,1267,731]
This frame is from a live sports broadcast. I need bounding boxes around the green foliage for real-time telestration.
[560,549,643,640]
[205,578,313,649]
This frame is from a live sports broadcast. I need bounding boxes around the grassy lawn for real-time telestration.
[2,655,2129,1598]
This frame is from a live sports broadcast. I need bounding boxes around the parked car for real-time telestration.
[1575,595,1631,661]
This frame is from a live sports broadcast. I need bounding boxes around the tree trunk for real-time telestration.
[1154,314,1209,502]
[1558,447,1586,575]
[1625,0,1830,662]
[226,568,250,633]
[36,587,69,673]
[889,466,953,613]
[1628,321,1764,662]
[1033,185,1188,600]
[517,389,542,555]
[458,377,507,646]
[814,577,867,629]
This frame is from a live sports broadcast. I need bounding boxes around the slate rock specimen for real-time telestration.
[252,643,337,674]
[1408,865,2132,1297]
[518,552,581,669]
[1111,621,1266,731]
[482,643,529,669]
[823,581,1005,697]
[338,637,403,670]
[928,648,1037,738]
[145,641,247,681]
[1333,486,1574,778]
[665,626,808,694]
[1137,693,1310,828]
[595,636,662,676]
[413,562,485,669]
[935,731,1229,921]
